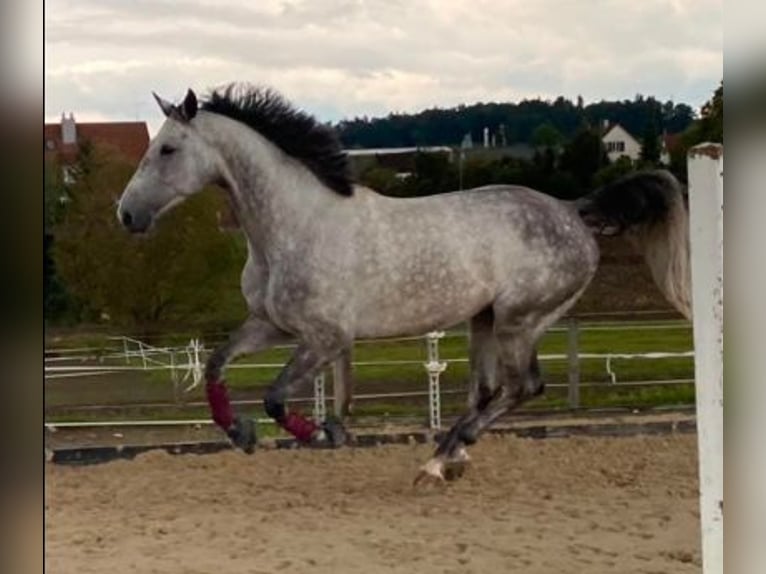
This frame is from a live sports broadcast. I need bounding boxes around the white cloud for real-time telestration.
[45,0,722,133]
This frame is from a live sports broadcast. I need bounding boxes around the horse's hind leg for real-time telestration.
[424,308,498,478]
[415,310,547,485]
[205,316,292,453]
[465,308,501,414]
[450,333,542,448]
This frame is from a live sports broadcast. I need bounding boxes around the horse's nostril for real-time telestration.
[121,210,133,228]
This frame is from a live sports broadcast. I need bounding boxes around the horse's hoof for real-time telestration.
[319,416,347,448]
[227,416,257,454]
[413,458,446,487]
[443,460,469,482]
[443,448,471,482]
[413,469,446,487]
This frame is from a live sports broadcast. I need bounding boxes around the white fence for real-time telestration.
[45,320,694,430]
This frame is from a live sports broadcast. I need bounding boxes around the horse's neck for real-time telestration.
[201,112,333,250]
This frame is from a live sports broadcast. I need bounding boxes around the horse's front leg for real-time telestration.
[205,316,292,453]
[263,340,348,447]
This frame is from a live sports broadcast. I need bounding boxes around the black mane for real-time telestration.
[201,83,353,196]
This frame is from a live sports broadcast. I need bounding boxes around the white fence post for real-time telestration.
[567,317,580,407]
[313,372,327,424]
[332,349,354,418]
[687,143,723,574]
[181,338,204,392]
[169,349,179,404]
[424,331,446,429]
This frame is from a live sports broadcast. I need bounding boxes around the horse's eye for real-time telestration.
[160,145,177,156]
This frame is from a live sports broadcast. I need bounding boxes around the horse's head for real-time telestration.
[117,89,217,233]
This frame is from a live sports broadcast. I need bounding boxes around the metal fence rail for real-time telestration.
[45,320,694,430]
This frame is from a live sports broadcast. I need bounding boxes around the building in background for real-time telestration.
[346,146,454,178]
[601,122,642,163]
[45,113,150,168]
[660,132,682,165]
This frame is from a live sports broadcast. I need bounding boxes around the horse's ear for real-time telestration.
[153,92,176,117]
[181,89,198,121]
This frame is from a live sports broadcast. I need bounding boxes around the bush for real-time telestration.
[52,144,246,332]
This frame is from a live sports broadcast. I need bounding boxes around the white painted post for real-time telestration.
[313,371,327,423]
[332,349,354,418]
[169,349,180,404]
[425,331,447,429]
[191,339,202,387]
[182,338,204,392]
[687,143,723,574]
[567,317,580,407]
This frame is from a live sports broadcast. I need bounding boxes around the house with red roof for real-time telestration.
[44,114,242,230]
[660,132,682,165]
[45,113,150,168]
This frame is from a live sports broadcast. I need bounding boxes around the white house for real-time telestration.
[602,123,641,163]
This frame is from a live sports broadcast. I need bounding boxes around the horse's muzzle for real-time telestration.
[118,208,151,234]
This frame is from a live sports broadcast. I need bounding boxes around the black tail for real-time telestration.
[575,169,692,319]
[575,170,684,235]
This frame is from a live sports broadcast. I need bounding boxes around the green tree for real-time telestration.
[336,94,695,148]
[559,127,608,191]
[699,81,723,142]
[396,152,458,197]
[359,166,403,196]
[593,155,636,187]
[639,114,661,165]
[532,121,564,149]
[45,160,67,232]
[669,81,723,180]
[45,160,75,321]
[53,144,246,331]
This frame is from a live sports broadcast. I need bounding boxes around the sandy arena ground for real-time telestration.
[46,433,701,574]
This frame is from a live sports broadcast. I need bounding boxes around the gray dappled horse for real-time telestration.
[117,84,691,483]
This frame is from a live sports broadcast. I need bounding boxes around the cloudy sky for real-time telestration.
[45,0,722,135]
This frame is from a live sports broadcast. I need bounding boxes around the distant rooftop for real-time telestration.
[345,146,454,156]
[44,114,150,164]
